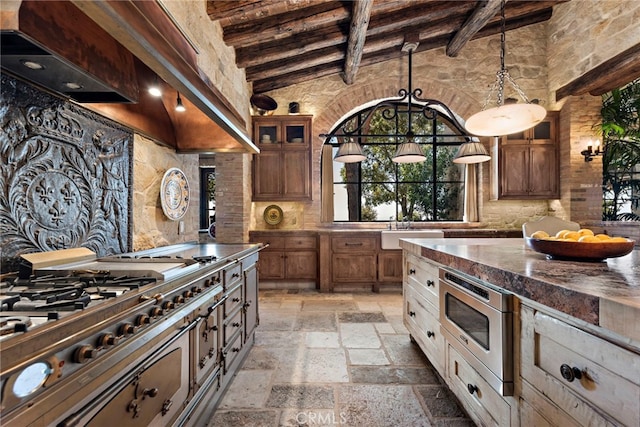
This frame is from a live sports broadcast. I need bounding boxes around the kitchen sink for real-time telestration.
[381,230,444,250]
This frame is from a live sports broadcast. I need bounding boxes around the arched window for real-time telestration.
[323,100,470,223]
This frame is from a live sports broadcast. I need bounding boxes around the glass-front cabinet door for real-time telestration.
[252,115,313,201]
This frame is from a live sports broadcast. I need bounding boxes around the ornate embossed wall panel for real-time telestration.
[0,74,133,271]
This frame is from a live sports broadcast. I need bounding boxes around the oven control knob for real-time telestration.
[136,314,150,327]
[183,290,193,299]
[173,295,185,305]
[150,307,163,318]
[119,323,137,336]
[204,279,212,288]
[74,345,97,363]
[163,301,175,310]
[99,333,120,347]
[192,286,203,294]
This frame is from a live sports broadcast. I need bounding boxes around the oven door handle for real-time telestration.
[200,295,227,319]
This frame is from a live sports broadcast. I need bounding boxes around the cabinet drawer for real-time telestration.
[224,283,243,317]
[223,263,242,290]
[223,331,243,374]
[285,236,317,249]
[261,236,285,250]
[447,343,512,427]
[332,236,377,252]
[404,284,444,373]
[224,309,243,346]
[405,254,439,308]
[521,306,640,427]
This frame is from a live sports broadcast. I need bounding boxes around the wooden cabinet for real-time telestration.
[249,232,318,281]
[378,250,403,283]
[252,115,312,201]
[318,232,404,292]
[403,253,445,374]
[520,305,640,427]
[492,112,559,199]
[331,234,377,288]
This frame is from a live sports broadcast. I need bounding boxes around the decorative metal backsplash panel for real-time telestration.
[0,74,133,271]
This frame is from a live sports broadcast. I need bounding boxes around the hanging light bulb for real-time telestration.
[465,0,546,136]
[148,76,162,97]
[175,93,186,112]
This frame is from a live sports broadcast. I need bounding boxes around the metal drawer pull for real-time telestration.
[232,322,240,327]
[427,331,435,338]
[560,364,582,382]
[409,311,416,317]
[426,280,435,287]
[345,242,363,246]
[409,268,416,274]
[467,384,478,395]
[232,297,241,302]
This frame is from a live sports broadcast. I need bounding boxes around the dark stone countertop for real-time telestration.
[400,238,639,346]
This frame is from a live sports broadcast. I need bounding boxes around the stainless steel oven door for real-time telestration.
[439,278,513,395]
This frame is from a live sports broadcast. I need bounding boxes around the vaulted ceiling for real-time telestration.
[207,0,564,94]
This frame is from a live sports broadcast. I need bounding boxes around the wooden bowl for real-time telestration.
[525,237,635,261]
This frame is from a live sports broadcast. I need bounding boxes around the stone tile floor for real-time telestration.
[209,289,475,427]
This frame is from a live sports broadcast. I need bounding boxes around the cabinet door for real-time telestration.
[285,250,317,279]
[282,150,310,199]
[528,145,558,197]
[253,151,282,199]
[332,253,377,282]
[378,251,403,282]
[500,145,529,197]
[243,261,259,341]
[258,251,285,279]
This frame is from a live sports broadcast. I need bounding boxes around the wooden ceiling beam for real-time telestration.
[205,0,269,21]
[556,43,640,100]
[246,44,345,82]
[447,0,504,57]
[343,0,374,85]
[235,25,348,68]
[222,2,349,47]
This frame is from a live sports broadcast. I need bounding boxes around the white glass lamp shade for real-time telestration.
[465,103,547,137]
[334,140,366,163]
[392,141,426,163]
[453,141,491,164]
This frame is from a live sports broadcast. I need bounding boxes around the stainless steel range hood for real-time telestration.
[1,32,135,103]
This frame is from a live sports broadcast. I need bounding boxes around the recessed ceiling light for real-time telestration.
[20,59,45,70]
[63,82,83,90]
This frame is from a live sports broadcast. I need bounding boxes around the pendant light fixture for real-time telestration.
[322,38,489,165]
[175,92,186,112]
[465,0,546,137]
[334,138,366,163]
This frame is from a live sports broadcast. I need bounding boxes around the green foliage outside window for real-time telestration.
[599,78,640,221]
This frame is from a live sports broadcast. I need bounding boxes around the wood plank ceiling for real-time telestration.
[206,0,562,94]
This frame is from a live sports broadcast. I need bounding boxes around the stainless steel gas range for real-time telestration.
[0,242,262,426]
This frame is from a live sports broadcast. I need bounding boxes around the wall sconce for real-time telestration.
[580,139,603,162]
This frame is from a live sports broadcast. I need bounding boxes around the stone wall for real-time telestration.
[246,3,640,232]
[255,23,550,230]
[157,0,252,127]
[546,0,640,108]
[132,135,199,250]
[215,153,252,243]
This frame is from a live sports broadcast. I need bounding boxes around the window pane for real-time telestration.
[328,100,466,222]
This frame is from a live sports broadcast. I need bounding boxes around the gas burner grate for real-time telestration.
[193,255,217,264]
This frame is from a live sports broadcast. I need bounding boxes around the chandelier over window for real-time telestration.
[324,40,489,164]
[465,0,546,137]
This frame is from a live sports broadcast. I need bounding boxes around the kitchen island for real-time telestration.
[399,237,639,427]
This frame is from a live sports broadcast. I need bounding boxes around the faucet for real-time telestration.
[388,217,393,230]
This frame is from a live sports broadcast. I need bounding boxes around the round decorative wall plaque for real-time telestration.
[263,204,283,225]
[160,168,190,221]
